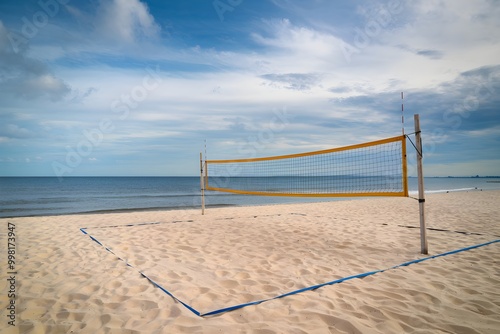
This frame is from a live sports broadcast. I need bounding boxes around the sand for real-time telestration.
[1,190,499,333]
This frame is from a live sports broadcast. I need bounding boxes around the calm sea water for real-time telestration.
[0,176,499,218]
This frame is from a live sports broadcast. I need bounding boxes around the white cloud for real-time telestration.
[23,74,71,101]
[95,0,160,44]
[40,120,86,131]
[260,73,323,91]
[0,124,35,139]
[0,20,71,101]
[251,19,347,72]
[465,125,500,138]
[382,1,500,72]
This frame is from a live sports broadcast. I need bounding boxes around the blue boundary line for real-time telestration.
[80,226,500,317]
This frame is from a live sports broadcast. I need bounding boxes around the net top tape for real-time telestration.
[206,135,405,164]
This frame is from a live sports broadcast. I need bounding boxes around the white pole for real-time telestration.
[200,152,205,215]
[414,114,428,254]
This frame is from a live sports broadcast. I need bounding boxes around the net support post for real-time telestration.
[414,114,428,254]
[200,152,205,215]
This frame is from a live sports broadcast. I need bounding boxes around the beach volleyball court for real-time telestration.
[81,196,498,316]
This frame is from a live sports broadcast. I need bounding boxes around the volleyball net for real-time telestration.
[203,135,408,198]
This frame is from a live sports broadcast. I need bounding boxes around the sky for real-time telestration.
[0,0,499,177]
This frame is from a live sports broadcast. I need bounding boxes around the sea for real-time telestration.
[1,176,499,218]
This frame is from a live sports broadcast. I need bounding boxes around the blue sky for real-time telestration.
[0,0,499,177]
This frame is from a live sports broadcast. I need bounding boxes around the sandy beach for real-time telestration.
[1,190,499,333]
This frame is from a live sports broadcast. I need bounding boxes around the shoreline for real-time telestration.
[2,187,498,219]
[0,203,237,219]
[1,190,499,333]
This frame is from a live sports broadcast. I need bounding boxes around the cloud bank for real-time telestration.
[0,0,499,177]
